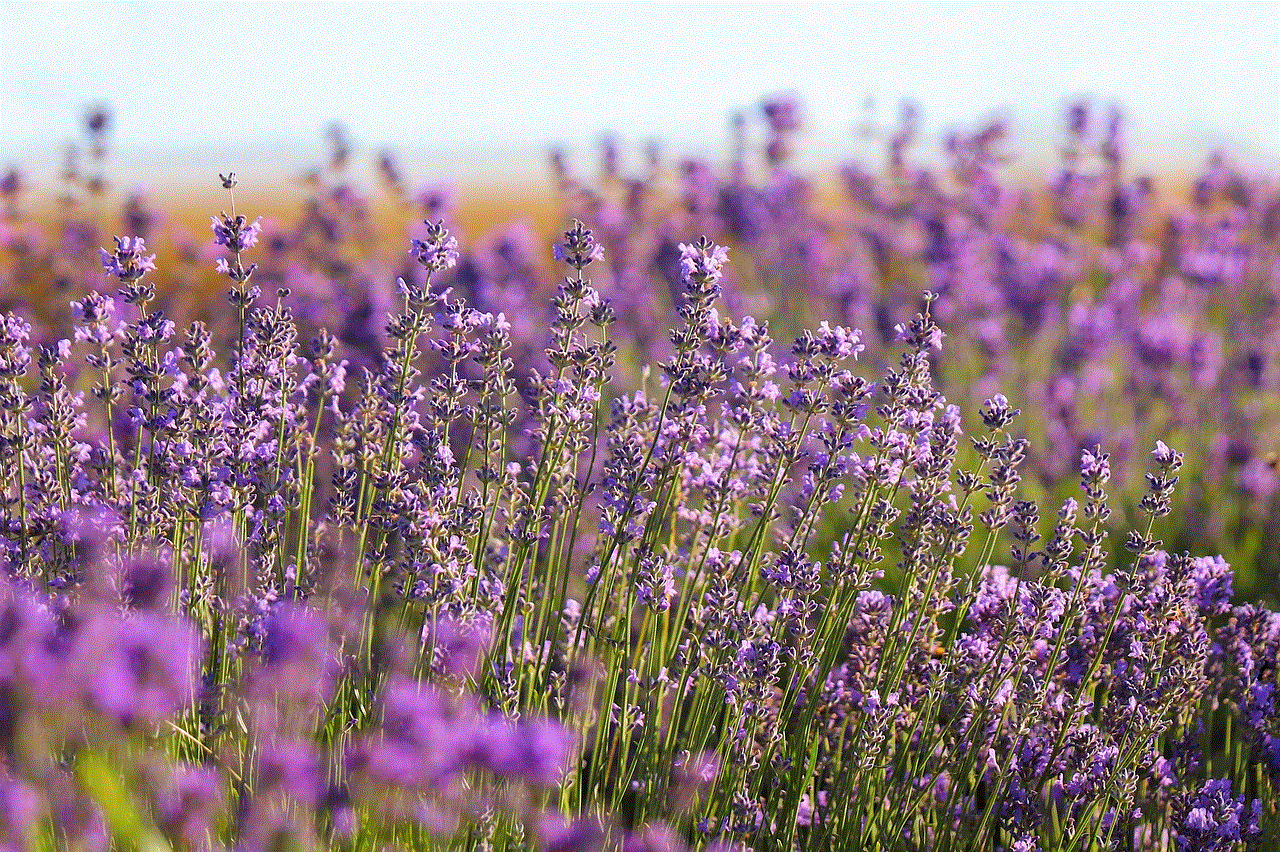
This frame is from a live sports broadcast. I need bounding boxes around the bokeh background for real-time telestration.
[3,1,1278,208]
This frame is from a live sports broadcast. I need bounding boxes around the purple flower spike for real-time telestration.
[210,213,263,252]
[677,237,729,288]
[410,219,459,273]
[1175,778,1262,852]
[980,393,1020,430]
[71,291,118,346]
[1153,440,1184,469]
[1080,445,1110,486]
[553,220,605,271]
[1187,555,1234,616]
[99,235,156,284]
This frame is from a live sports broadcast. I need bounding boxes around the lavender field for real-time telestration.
[0,93,1278,852]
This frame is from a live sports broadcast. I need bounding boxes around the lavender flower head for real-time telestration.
[1187,555,1234,616]
[553,220,604,271]
[980,393,1020,430]
[1143,439,1185,519]
[211,213,262,252]
[815,320,864,360]
[410,219,460,273]
[1153,439,1184,468]
[678,237,729,289]
[892,292,945,350]
[99,235,156,284]
[1081,444,1111,487]
[1175,778,1262,852]
[71,291,118,346]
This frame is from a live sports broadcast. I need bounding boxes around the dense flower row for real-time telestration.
[0,104,1277,850]
[2,101,1277,603]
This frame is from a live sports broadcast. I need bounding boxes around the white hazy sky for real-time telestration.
[1,1,1278,187]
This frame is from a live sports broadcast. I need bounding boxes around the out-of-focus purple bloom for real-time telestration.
[1237,456,1278,501]
[256,739,325,807]
[796,790,828,827]
[670,750,719,811]
[625,822,686,852]
[90,611,201,726]
[0,168,23,198]
[0,776,42,845]
[350,673,574,794]
[85,104,111,136]
[155,764,224,848]
[346,678,461,791]
[119,550,175,610]
[1067,99,1091,138]
[471,717,575,787]
[762,94,803,135]
[538,812,610,852]
[253,603,339,706]
[424,615,492,679]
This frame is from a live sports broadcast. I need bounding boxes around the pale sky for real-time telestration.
[1,1,1278,188]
